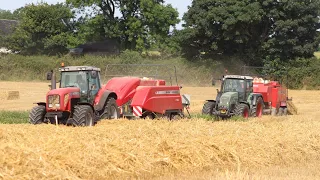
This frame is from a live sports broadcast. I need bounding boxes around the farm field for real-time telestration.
[1,81,320,179]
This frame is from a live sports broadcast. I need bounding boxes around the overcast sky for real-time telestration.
[0,0,192,28]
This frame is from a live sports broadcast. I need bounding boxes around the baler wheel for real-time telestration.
[169,113,184,120]
[202,101,216,115]
[283,107,288,115]
[29,105,46,124]
[143,112,155,120]
[278,107,288,116]
[72,105,94,126]
[234,104,250,118]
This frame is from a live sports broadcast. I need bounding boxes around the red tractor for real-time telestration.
[29,64,190,126]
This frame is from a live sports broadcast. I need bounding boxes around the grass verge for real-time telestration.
[0,111,29,124]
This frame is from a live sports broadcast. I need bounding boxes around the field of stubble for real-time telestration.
[1,81,320,179]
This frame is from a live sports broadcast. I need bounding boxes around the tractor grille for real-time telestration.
[220,96,230,105]
[48,95,60,109]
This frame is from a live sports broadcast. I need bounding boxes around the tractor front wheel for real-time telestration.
[202,101,216,115]
[234,104,250,118]
[102,98,120,119]
[72,105,94,126]
[29,105,46,124]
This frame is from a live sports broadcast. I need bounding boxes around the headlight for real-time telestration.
[48,95,60,108]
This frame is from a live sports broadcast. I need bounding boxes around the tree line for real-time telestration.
[1,0,320,70]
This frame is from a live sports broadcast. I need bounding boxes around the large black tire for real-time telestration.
[102,98,120,119]
[251,97,264,117]
[234,103,250,118]
[202,101,216,115]
[72,105,94,126]
[29,105,46,124]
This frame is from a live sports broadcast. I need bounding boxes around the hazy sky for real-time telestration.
[0,0,192,28]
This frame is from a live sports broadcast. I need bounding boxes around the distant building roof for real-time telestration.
[0,19,18,35]
[69,39,120,56]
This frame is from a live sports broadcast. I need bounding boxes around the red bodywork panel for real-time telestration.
[131,86,182,114]
[253,81,288,109]
[95,77,141,106]
[99,77,182,115]
[46,87,80,112]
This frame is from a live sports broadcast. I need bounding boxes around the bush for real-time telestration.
[287,58,320,89]
[119,50,142,64]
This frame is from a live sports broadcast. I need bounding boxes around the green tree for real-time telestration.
[262,0,320,70]
[5,3,76,55]
[66,0,179,51]
[181,0,320,67]
[0,9,19,20]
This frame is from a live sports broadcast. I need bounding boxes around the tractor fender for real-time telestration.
[34,102,46,106]
[250,93,264,106]
[239,101,250,109]
[94,90,118,111]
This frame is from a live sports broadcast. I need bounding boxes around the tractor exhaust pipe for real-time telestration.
[47,70,56,90]
[51,72,56,90]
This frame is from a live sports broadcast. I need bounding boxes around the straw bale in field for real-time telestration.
[0,91,20,100]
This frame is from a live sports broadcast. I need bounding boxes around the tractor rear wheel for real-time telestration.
[234,104,250,118]
[202,101,216,115]
[29,105,46,124]
[72,105,94,126]
[102,98,120,119]
[251,97,264,117]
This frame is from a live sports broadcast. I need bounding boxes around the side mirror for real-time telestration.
[91,71,98,79]
[46,71,53,80]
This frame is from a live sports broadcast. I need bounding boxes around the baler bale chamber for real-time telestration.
[241,66,298,116]
[103,64,191,120]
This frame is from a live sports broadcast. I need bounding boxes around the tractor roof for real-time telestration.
[223,75,253,80]
[59,66,101,72]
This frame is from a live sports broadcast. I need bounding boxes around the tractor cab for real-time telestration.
[58,66,101,103]
[220,75,253,102]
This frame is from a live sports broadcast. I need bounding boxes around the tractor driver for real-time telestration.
[75,74,87,90]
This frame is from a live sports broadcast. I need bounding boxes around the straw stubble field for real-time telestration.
[0,81,320,179]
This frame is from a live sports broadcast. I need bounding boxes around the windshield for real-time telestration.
[222,79,246,93]
[60,71,88,90]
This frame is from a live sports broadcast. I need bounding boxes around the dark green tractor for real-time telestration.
[202,75,264,119]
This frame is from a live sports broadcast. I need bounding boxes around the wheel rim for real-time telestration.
[81,113,93,126]
[110,106,118,119]
[243,108,249,118]
[145,113,154,120]
[87,115,93,126]
[256,102,262,117]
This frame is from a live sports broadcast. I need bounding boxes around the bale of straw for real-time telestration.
[0,91,20,100]
[287,101,298,115]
